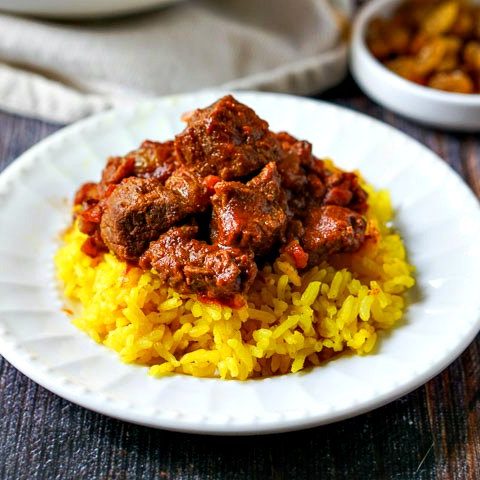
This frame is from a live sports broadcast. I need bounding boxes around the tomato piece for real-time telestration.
[204,175,222,195]
[284,240,309,269]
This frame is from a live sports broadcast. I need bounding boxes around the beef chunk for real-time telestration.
[275,132,314,168]
[165,167,211,212]
[100,173,209,261]
[101,140,178,188]
[81,229,108,258]
[100,177,182,261]
[274,132,329,217]
[210,163,287,255]
[75,141,181,253]
[323,171,368,214]
[302,206,367,264]
[274,130,367,216]
[74,182,103,236]
[129,140,179,182]
[174,95,282,179]
[74,182,100,207]
[139,226,257,299]
[101,156,136,187]
[275,131,314,191]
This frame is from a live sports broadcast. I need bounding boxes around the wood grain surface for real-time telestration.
[0,77,479,480]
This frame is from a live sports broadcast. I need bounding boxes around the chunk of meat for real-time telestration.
[323,171,368,214]
[100,173,209,261]
[101,155,135,187]
[74,182,102,236]
[77,203,103,235]
[274,132,332,216]
[301,206,367,264]
[74,141,180,251]
[139,226,257,300]
[101,140,178,189]
[74,182,99,206]
[100,177,182,261]
[175,95,282,179]
[210,163,287,255]
[276,132,315,167]
[129,140,179,182]
[284,167,328,218]
[81,230,108,258]
[275,132,314,191]
[165,167,211,211]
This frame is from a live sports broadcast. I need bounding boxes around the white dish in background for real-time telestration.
[0,91,480,435]
[351,0,480,132]
[0,0,184,19]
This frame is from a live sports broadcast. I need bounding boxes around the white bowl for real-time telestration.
[350,0,480,132]
[0,0,184,19]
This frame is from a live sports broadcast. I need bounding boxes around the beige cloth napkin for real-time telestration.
[0,0,351,123]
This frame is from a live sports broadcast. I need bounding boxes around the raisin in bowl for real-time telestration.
[350,0,480,132]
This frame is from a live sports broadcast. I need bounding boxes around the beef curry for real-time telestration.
[74,96,368,304]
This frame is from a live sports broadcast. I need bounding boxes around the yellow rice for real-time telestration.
[55,179,415,380]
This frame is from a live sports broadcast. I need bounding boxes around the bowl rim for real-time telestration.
[352,0,480,106]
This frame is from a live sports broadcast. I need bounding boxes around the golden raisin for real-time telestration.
[399,1,433,28]
[409,32,431,55]
[464,42,480,71]
[415,37,448,75]
[437,35,462,70]
[428,70,474,93]
[367,19,391,60]
[421,1,459,35]
[437,54,459,72]
[386,57,425,84]
[367,20,410,59]
[474,8,480,40]
[443,35,462,55]
[388,26,411,55]
[451,10,473,37]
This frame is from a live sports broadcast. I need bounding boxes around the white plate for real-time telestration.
[0,0,183,19]
[0,91,479,435]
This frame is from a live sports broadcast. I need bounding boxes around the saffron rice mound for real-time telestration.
[55,178,415,380]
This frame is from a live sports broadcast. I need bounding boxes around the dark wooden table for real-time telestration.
[0,77,479,480]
